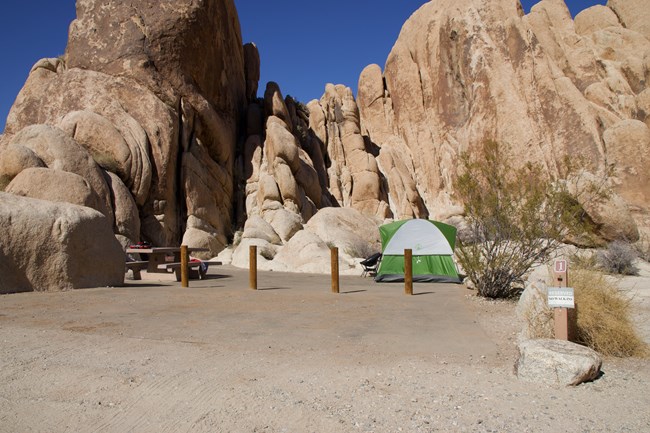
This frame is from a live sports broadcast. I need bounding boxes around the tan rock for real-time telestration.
[66,0,246,115]
[6,125,114,225]
[5,66,178,245]
[271,230,331,274]
[264,207,303,243]
[317,84,389,218]
[0,144,45,183]
[58,110,152,206]
[0,192,124,293]
[242,215,282,245]
[304,207,381,258]
[516,339,602,386]
[182,143,232,253]
[264,82,292,131]
[603,120,650,215]
[7,0,247,254]
[574,5,620,36]
[607,0,650,41]
[6,167,101,211]
[231,238,278,270]
[105,171,140,245]
[566,171,639,244]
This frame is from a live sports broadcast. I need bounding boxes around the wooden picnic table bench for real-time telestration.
[125,246,212,281]
[157,261,222,281]
[125,260,148,280]
[125,246,209,274]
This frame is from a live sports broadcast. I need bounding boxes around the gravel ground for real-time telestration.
[0,265,648,432]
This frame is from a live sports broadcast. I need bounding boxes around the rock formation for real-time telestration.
[2,0,247,254]
[357,0,649,241]
[0,192,124,293]
[2,0,650,288]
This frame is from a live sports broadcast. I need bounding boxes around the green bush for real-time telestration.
[454,141,595,298]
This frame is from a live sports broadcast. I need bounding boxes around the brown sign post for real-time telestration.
[552,259,569,340]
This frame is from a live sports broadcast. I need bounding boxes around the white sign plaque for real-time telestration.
[548,287,575,308]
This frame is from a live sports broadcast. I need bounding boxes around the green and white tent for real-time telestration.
[375,219,461,283]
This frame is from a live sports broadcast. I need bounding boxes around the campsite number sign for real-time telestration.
[554,259,567,274]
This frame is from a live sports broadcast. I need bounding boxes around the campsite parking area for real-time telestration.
[1,265,649,432]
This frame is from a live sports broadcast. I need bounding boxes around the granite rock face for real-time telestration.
[0,192,124,293]
[356,0,649,240]
[3,0,247,251]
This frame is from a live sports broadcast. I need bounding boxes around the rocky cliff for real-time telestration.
[1,0,649,285]
[355,0,649,240]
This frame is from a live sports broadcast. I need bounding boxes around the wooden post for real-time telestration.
[404,249,413,295]
[331,247,339,294]
[250,245,257,290]
[553,259,568,340]
[180,245,189,288]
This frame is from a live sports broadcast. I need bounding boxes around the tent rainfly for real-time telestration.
[374,219,461,283]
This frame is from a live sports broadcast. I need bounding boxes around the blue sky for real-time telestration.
[0,1,606,133]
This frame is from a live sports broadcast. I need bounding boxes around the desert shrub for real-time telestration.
[572,269,648,357]
[569,249,599,271]
[454,141,580,298]
[597,241,639,276]
[343,242,378,259]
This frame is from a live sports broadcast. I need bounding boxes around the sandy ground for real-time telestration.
[1,264,649,433]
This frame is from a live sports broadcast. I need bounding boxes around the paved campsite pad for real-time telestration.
[2,265,649,432]
[0,265,496,360]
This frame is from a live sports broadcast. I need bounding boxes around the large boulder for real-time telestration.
[4,125,114,225]
[272,230,333,274]
[0,192,124,293]
[515,339,602,386]
[6,167,102,211]
[304,207,381,258]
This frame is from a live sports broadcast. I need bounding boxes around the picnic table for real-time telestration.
[125,246,214,280]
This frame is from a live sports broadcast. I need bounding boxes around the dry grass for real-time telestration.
[571,269,648,357]
[568,249,599,271]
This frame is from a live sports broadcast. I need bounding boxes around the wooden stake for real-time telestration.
[180,245,189,288]
[404,249,413,295]
[331,247,339,294]
[250,245,257,290]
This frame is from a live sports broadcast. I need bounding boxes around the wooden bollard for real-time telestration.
[331,247,339,293]
[250,245,257,290]
[180,244,189,288]
[404,249,413,295]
